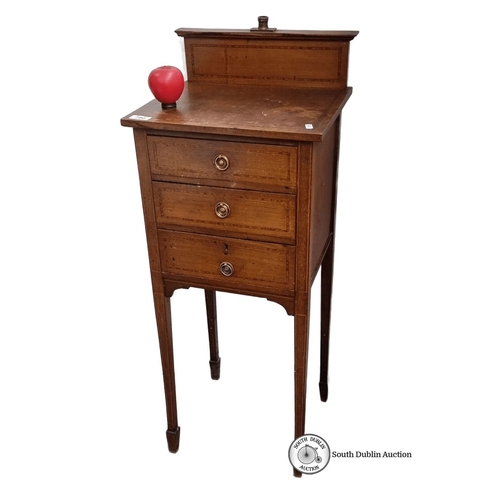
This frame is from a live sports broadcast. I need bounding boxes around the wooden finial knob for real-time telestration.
[251,15,276,32]
[257,16,269,30]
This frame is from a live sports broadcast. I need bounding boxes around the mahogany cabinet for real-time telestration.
[121,17,358,477]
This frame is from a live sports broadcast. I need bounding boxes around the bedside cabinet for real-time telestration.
[121,18,357,477]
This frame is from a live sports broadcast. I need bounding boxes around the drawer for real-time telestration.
[147,135,297,193]
[153,182,296,244]
[158,230,295,295]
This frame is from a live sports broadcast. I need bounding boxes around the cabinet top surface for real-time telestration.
[121,83,352,141]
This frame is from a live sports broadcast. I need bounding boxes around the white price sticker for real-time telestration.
[129,115,152,121]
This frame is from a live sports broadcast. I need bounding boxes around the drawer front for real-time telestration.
[158,230,295,295]
[153,182,296,244]
[147,135,297,193]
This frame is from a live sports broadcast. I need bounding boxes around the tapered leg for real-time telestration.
[319,115,342,402]
[204,290,221,380]
[154,292,180,452]
[319,240,334,402]
[293,311,310,478]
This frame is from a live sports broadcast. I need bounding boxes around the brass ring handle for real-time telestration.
[213,154,230,171]
[215,201,231,219]
[219,262,234,277]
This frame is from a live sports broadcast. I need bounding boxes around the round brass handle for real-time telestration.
[219,262,234,277]
[213,154,230,171]
[215,201,231,219]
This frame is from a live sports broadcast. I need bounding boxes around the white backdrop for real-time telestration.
[1,2,499,498]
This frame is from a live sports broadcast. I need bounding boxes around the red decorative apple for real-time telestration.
[148,65,185,109]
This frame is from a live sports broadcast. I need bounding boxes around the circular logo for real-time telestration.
[288,434,330,474]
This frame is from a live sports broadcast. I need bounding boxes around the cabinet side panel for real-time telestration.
[309,125,336,281]
[133,128,163,286]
